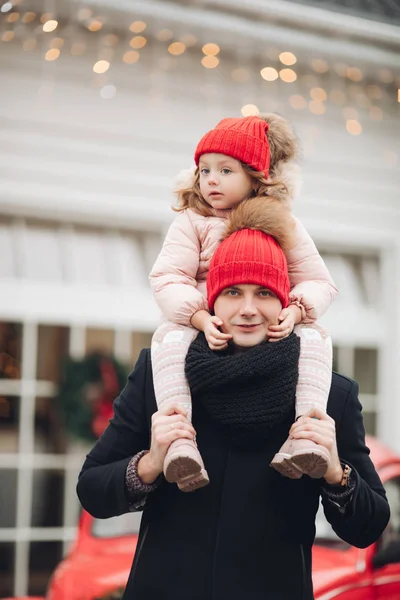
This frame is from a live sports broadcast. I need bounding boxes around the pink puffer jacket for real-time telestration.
[150,208,337,326]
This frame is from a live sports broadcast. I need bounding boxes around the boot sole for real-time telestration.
[290,450,329,479]
[270,453,303,479]
[164,454,210,491]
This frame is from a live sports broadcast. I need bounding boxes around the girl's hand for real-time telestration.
[268,304,301,342]
[203,315,232,351]
[289,407,343,485]
[138,403,196,483]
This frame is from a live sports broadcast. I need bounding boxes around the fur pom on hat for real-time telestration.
[207,198,294,310]
[224,197,296,252]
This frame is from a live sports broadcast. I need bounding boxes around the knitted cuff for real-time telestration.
[321,469,356,506]
[125,450,162,502]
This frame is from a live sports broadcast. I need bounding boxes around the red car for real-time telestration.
[8,436,400,600]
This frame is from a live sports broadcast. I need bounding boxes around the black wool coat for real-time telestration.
[77,349,390,600]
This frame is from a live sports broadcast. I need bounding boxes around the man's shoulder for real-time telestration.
[327,372,357,421]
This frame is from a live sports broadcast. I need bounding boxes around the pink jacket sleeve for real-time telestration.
[286,218,338,323]
[149,210,208,326]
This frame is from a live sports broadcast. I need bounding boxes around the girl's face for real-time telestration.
[198,153,253,210]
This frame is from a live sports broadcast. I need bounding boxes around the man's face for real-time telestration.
[213,284,283,348]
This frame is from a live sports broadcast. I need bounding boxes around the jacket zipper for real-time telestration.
[299,543,306,600]
[130,522,149,584]
[212,447,231,600]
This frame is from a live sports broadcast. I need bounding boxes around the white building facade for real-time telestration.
[0,0,399,595]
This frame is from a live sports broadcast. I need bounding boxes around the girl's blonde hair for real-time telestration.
[172,112,301,217]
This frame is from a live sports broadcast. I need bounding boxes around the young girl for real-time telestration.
[150,114,337,491]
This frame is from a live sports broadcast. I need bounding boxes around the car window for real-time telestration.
[92,511,142,538]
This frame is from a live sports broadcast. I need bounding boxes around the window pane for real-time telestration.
[0,396,20,453]
[0,542,14,597]
[131,331,153,364]
[29,541,63,595]
[362,411,377,436]
[37,325,69,382]
[354,348,378,394]
[0,470,17,527]
[0,322,22,380]
[86,328,115,354]
[31,470,64,527]
[35,397,66,454]
[332,346,339,372]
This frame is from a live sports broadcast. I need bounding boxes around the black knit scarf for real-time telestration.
[185,332,300,449]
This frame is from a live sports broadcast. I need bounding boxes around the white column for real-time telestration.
[377,242,400,452]
[14,322,37,597]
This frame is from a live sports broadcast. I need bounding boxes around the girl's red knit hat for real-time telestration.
[194,116,271,177]
[207,228,290,311]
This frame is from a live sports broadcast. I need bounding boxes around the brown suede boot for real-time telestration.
[164,438,210,492]
[270,437,329,479]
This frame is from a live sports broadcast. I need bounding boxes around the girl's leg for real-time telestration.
[152,321,209,492]
[270,323,332,479]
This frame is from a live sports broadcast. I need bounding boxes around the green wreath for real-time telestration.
[58,352,128,442]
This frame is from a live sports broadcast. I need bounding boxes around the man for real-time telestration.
[77,212,389,600]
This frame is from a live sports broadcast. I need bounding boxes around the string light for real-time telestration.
[260,67,278,81]
[129,36,147,49]
[123,50,139,64]
[40,13,53,24]
[310,87,327,102]
[45,48,60,61]
[289,95,306,110]
[279,68,297,83]
[21,11,35,23]
[309,100,326,115]
[93,60,110,74]
[201,55,219,68]
[202,43,220,56]
[77,8,92,20]
[155,29,173,42]
[129,21,146,33]
[100,84,116,99]
[1,3,13,13]
[7,11,19,22]
[311,59,328,73]
[50,37,64,49]
[180,33,197,47]
[279,51,296,65]
[101,34,119,47]
[2,30,14,42]
[241,104,259,116]
[43,19,58,32]
[87,19,103,32]
[168,42,185,55]
[346,67,363,82]
[346,120,362,135]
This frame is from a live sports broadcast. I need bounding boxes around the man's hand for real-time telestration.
[289,407,343,485]
[268,304,302,342]
[138,403,196,484]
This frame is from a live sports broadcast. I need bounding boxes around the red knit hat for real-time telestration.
[194,116,271,178]
[207,228,290,311]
